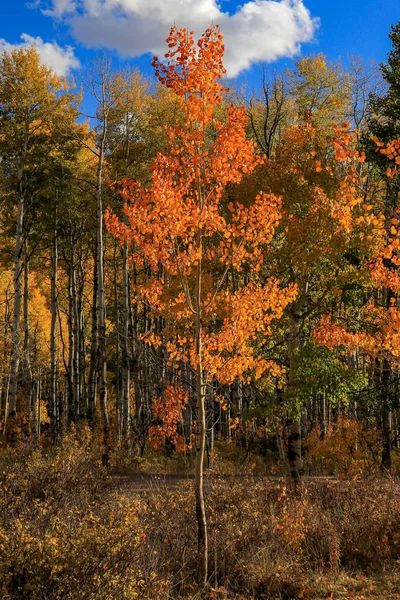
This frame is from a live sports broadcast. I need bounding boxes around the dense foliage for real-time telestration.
[1,18,400,597]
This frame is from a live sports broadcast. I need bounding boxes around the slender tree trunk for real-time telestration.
[56,297,68,434]
[78,255,87,415]
[206,393,215,463]
[287,311,303,483]
[37,368,41,440]
[88,257,98,422]
[132,261,147,454]
[129,262,142,450]
[122,239,130,442]
[4,187,25,440]
[23,238,34,434]
[226,386,231,439]
[71,236,80,420]
[113,241,121,436]
[381,287,393,470]
[32,379,38,442]
[382,358,392,470]
[194,256,208,587]
[0,284,11,417]
[67,256,75,422]
[96,116,109,437]
[320,389,327,439]
[121,115,131,444]
[49,205,58,437]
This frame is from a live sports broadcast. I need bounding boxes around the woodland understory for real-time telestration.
[2,434,400,599]
[2,16,400,600]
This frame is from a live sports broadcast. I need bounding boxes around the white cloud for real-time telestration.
[42,0,77,18]
[39,0,318,77]
[0,34,80,76]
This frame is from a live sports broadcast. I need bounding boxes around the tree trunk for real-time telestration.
[67,254,75,422]
[71,235,80,421]
[96,104,109,437]
[320,389,327,439]
[122,239,131,443]
[287,419,302,480]
[382,358,392,470]
[381,287,393,470]
[287,311,303,483]
[37,369,41,440]
[78,256,87,415]
[88,257,98,422]
[0,284,11,418]
[113,241,121,436]
[49,205,58,437]
[194,258,208,587]
[23,239,34,434]
[4,186,24,440]
[121,112,132,445]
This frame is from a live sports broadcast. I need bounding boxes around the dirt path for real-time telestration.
[111,473,336,493]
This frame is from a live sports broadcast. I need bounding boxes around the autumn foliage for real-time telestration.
[149,383,192,452]
[106,24,296,417]
[2,16,400,600]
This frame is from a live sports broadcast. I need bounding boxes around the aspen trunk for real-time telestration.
[113,242,121,435]
[71,237,80,420]
[287,311,303,482]
[381,287,393,470]
[382,361,392,470]
[78,257,87,415]
[23,239,34,432]
[97,131,109,443]
[206,393,215,460]
[88,258,98,422]
[129,262,143,451]
[56,300,67,432]
[122,239,130,442]
[49,205,58,437]
[195,258,208,587]
[67,258,75,422]
[121,115,131,444]
[4,186,24,439]
[37,369,41,440]
[32,379,38,442]
[226,386,231,439]
[320,389,327,439]
[0,284,10,417]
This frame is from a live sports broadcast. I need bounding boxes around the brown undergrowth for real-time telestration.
[1,431,400,599]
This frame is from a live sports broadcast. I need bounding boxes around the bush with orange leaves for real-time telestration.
[305,417,380,476]
[149,383,194,453]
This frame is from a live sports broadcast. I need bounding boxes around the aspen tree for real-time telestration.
[106,26,296,585]
[0,47,77,438]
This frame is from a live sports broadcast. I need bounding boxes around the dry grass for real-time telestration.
[1,432,400,599]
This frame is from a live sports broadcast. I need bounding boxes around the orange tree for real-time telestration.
[105,25,296,585]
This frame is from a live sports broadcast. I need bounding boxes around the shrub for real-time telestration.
[304,418,380,476]
[1,435,400,599]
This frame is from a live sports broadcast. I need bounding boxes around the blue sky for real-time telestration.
[0,0,399,88]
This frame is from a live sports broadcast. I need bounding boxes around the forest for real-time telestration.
[1,17,400,600]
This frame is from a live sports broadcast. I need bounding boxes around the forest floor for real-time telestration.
[110,473,400,599]
[1,438,400,599]
[111,472,338,494]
